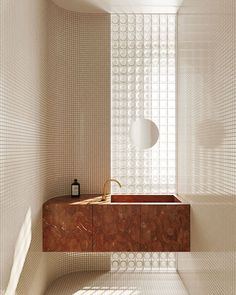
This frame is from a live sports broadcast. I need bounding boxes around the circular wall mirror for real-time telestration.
[129,118,159,149]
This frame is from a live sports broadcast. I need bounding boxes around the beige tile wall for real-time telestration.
[0,0,49,294]
[1,0,111,293]
[47,2,111,197]
[177,0,236,294]
[3,0,235,293]
[44,3,112,286]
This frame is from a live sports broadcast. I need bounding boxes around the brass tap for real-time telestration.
[102,178,122,201]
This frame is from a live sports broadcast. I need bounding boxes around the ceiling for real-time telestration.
[51,0,183,13]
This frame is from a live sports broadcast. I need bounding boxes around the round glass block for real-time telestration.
[136,15,143,23]
[128,15,135,24]
[120,261,127,268]
[136,253,143,259]
[120,24,127,32]
[120,32,127,41]
[120,15,127,24]
[112,15,119,24]
[112,261,119,269]
[144,253,151,259]
[121,253,127,259]
[128,25,135,32]
[128,261,135,268]
[136,261,143,268]
[128,32,135,41]
[128,253,135,259]
[112,32,119,41]
[113,24,119,32]
[152,252,159,259]
[112,253,119,259]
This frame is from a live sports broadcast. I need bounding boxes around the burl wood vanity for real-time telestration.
[43,194,190,252]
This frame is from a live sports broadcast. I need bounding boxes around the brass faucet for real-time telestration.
[102,178,122,201]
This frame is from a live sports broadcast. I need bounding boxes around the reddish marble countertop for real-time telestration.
[43,194,188,206]
[44,194,106,205]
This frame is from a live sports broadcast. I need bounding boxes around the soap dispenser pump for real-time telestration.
[71,179,80,197]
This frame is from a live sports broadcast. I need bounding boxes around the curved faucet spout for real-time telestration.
[102,178,122,201]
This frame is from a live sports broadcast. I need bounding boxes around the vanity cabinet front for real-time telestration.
[93,205,140,251]
[43,199,93,252]
[140,205,190,252]
[43,195,190,252]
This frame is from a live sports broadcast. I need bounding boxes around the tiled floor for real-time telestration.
[45,271,189,295]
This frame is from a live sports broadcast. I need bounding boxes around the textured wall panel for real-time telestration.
[0,0,49,294]
[111,14,176,195]
[44,2,112,286]
[110,13,177,271]
[1,1,111,293]
[177,0,236,294]
[47,3,111,197]
[111,252,176,272]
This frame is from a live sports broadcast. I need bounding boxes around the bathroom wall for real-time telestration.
[47,2,111,197]
[0,0,49,294]
[1,1,111,293]
[111,14,176,195]
[40,1,112,286]
[177,0,236,294]
[45,4,178,282]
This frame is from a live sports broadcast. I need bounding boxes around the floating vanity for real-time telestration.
[43,194,190,252]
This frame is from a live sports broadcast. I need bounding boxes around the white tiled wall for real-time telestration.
[177,0,236,294]
[42,2,112,286]
[2,0,235,293]
[1,1,111,293]
[0,0,49,294]
[47,3,111,197]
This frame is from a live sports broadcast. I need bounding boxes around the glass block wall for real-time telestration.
[111,252,176,272]
[111,14,176,195]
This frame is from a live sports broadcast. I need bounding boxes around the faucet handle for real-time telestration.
[101,178,122,201]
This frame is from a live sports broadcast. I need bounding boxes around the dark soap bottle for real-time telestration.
[71,179,80,197]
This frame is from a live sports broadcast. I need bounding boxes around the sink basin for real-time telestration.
[111,194,181,203]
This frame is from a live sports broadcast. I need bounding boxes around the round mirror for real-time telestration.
[129,118,159,149]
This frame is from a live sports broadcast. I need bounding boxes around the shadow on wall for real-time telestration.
[4,208,32,295]
[178,194,236,294]
[195,119,225,149]
[52,0,107,13]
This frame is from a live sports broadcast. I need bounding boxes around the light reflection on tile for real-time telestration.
[177,0,236,294]
[45,272,188,295]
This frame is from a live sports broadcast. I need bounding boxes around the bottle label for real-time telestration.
[72,185,79,195]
